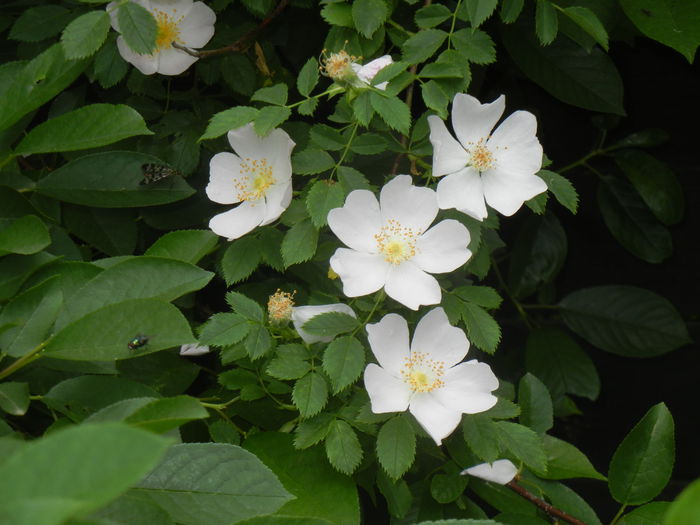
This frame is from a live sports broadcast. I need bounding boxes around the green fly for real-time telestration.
[127,334,149,350]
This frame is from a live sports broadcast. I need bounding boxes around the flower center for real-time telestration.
[267,289,295,323]
[468,139,495,172]
[400,352,445,393]
[374,219,418,265]
[320,49,357,81]
[154,9,184,51]
[234,157,275,202]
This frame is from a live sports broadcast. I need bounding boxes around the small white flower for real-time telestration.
[351,55,393,90]
[462,460,518,485]
[180,343,210,356]
[328,175,471,310]
[107,0,216,76]
[206,123,295,240]
[428,93,547,221]
[364,308,499,445]
[291,304,357,344]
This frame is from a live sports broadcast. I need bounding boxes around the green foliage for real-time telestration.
[61,11,111,59]
[323,335,365,393]
[665,480,700,525]
[116,1,157,55]
[325,419,363,474]
[518,373,553,433]
[377,415,416,479]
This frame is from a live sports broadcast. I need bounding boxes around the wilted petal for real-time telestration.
[384,263,441,310]
[462,460,518,484]
[452,94,505,148]
[380,175,438,233]
[330,248,388,297]
[327,190,382,253]
[366,313,410,373]
[180,343,211,356]
[411,308,469,368]
[364,364,412,413]
[292,304,357,344]
[428,116,468,177]
[436,168,487,220]
[409,393,463,445]
[208,201,266,240]
[413,219,471,273]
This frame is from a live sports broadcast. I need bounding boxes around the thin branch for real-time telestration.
[507,481,589,525]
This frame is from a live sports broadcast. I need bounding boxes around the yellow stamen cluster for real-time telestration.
[154,9,184,51]
[467,138,495,172]
[267,289,296,323]
[400,352,445,393]
[235,158,274,202]
[374,219,418,265]
[320,49,358,82]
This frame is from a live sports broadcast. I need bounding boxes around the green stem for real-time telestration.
[609,504,628,525]
[0,153,17,170]
[286,85,345,110]
[0,340,49,381]
[387,19,414,36]
[490,256,532,330]
[201,396,240,410]
[446,0,463,50]
[353,290,385,336]
[329,121,360,180]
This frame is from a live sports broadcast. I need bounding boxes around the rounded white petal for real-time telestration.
[227,124,293,164]
[107,1,122,30]
[155,46,199,75]
[436,168,488,220]
[330,248,388,297]
[292,304,357,344]
[206,152,243,205]
[176,1,216,48]
[208,201,266,240]
[366,313,410,373]
[180,343,211,356]
[260,181,292,225]
[411,308,469,368]
[451,94,505,148]
[357,55,394,83]
[379,175,438,233]
[428,115,469,177]
[481,170,548,217]
[364,364,412,413]
[384,263,441,310]
[432,360,499,414]
[488,110,543,176]
[151,0,191,16]
[409,393,463,445]
[413,219,471,273]
[116,37,158,75]
[463,460,518,485]
[327,190,382,253]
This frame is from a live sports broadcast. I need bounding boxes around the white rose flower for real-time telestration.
[107,0,216,76]
[328,175,471,310]
[428,93,547,221]
[291,304,357,344]
[206,123,295,240]
[351,55,393,90]
[462,459,518,485]
[364,308,499,445]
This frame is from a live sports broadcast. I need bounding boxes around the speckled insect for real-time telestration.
[127,334,149,350]
[140,163,182,185]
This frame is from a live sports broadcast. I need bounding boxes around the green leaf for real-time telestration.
[466,0,498,29]
[294,413,335,449]
[134,443,293,525]
[452,29,496,64]
[0,253,56,302]
[453,286,502,310]
[462,414,501,462]
[0,382,30,416]
[91,493,174,525]
[306,180,345,228]
[496,421,547,472]
[538,170,578,214]
[0,423,169,525]
[377,416,416,479]
[377,472,412,519]
[293,372,328,418]
[614,149,684,225]
[145,230,218,265]
[500,0,525,23]
[540,435,606,481]
[665,479,700,525]
[370,92,411,135]
[309,124,346,150]
[199,312,250,347]
[297,98,319,116]
[526,327,600,400]
[200,106,258,140]
[61,11,111,59]
[251,84,289,106]
[221,236,262,285]
[351,91,374,126]
[536,0,559,45]
[292,149,336,175]
[226,292,264,322]
[321,3,354,27]
[87,396,208,433]
[93,34,129,88]
[64,206,137,256]
[560,7,609,51]
[268,344,311,381]
[254,106,292,136]
[282,219,318,267]
[352,0,388,38]
[608,403,675,505]
[0,215,50,256]
[9,5,72,42]
[535,479,602,525]
[518,373,553,433]
[245,324,274,360]
[325,419,363,474]
[36,152,194,208]
[301,312,358,339]
[16,103,152,155]
[258,228,285,271]
[597,176,672,263]
[560,285,690,358]
[619,0,700,62]
[415,4,452,28]
[323,335,365,393]
[401,29,448,64]
[297,57,320,97]
[117,1,157,55]
[619,502,672,525]
[502,25,624,115]
[460,302,501,354]
[430,469,469,504]
[421,80,450,118]
[45,298,195,360]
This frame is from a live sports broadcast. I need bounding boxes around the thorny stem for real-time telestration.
[0,340,49,381]
[506,481,589,525]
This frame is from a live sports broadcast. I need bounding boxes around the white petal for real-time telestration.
[432,360,498,414]
[481,170,548,217]
[428,116,468,177]
[227,123,292,162]
[463,460,518,485]
[151,0,191,16]
[411,308,469,368]
[176,1,216,48]
[436,169,488,221]
[180,343,210,356]
[357,55,393,83]
[414,219,471,273]
[451,94,505,147]
[327,190,382,253]
[116,37,158,75]
[330,248,388,297]
[155,46,198,75]
[488,110,543,176]
[379,175,438,233]
[260,181,292,225]
[366,313,410,373]
[292,304,357,344]
[206,152,243,205]
[409,393,463,445]
[384,263,441,310]
[208,201,265,240]
[364,364,412,413]
[107,1,121,30]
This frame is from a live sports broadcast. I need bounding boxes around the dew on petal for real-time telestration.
[234,157,275,202]
[374,219,418,265]
[400,351,445,393]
